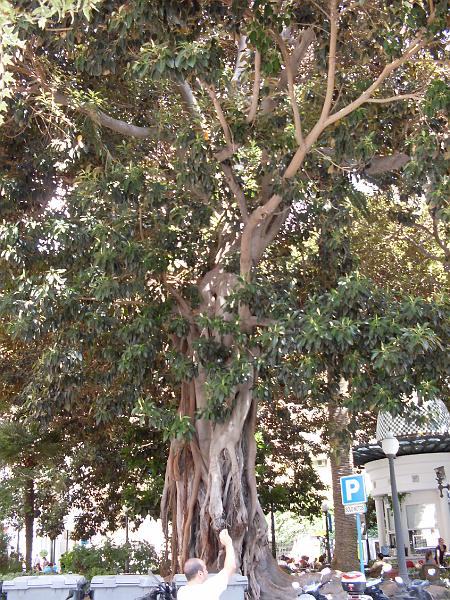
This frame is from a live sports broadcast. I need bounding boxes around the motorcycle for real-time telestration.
[143,581,177,600]
[293,567,332,600]
[134,574,177,600]
[291,582,316,600]
[341,571,372,600]
[364,576,390,600]
[341,561,397,600]
[394,576,433,600]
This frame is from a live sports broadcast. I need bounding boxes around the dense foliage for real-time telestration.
[60,540,160,579]
[256,398,325,517]
[0,0,448,597]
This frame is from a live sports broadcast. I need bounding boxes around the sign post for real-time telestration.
[340,474,367,573]
[355,513,365,574]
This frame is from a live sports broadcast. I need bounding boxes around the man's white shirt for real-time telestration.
[177,570,229,600]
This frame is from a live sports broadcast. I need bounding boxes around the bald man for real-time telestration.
[177,529,236,600]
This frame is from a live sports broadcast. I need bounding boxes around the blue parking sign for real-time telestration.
[340,474,367,505]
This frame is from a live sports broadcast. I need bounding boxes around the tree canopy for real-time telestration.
[0,0,449,597]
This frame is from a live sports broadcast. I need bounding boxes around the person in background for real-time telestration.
[435,537,447,566]
[278,555,291,574]
[33,554,41,572]
[286,557,298,573]
[419,550,439,582]
[313,557,323,571]
[368,553,386,578]
[299,555,310,569]
[43,562,54,574]
[177,529,236,600]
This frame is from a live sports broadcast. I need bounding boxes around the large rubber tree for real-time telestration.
[0,1,448,598]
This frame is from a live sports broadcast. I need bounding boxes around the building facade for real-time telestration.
[355,398,450,558]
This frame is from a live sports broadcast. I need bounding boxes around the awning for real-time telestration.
[353,434,450,466]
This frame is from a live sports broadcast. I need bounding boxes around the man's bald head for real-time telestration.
[184,557,206,581]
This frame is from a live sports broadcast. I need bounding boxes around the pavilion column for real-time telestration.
[437,489,450,544]
[374,496,387,549]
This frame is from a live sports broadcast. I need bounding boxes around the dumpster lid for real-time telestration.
[90,574,163,587]
[3,575,86,589]
[173,573,248,587]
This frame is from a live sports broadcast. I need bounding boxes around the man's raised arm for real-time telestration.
[219,529,236,577]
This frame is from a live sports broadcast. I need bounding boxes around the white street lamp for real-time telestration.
[380,431,408,583]
[381,433,400,457]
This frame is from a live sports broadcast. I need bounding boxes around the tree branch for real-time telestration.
[54,77,206,142]
[273,33,304,146]
[173,75,203,118]
[324,38,424,127]
[138,205,145,241]
[316,149,411,174]
[246,50,261,124]
[185,184,210,204]
[53,92,156,139]
[278,28,316,91]
[199,81,233,147]
[283,37,424,179]
[366,92,423,104]
[240,194,283,280]
[259,149,273,200]
[427,0,436,23]
[431,214,450,258]
[79,297,144,306]
[310,0,330,18]
[403,233,450,271]
[320,0,338,121]
[314,147,353,172]
[213,145,239,162]
[410,221,435,239]
[232,35,248,83]
[221,163,249,222]
[340,0,363,16]
[406,217,449,260]
[251,206,291,265]
[364,153,410,174]
[162,278,196,323]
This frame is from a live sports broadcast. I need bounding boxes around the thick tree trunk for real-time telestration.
[161,269,294,600]
[270,504,276,558]
[162,376,293,599]
[329,407,359,572]
[24,478,35,572]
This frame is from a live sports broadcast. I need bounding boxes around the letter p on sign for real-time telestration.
[340,474,367,505]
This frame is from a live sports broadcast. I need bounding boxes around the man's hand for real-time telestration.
[219,529,232,546]
[219,529,236,576]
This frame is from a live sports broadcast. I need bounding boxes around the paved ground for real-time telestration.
[299,571,450,600]
[379,579,450,599]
